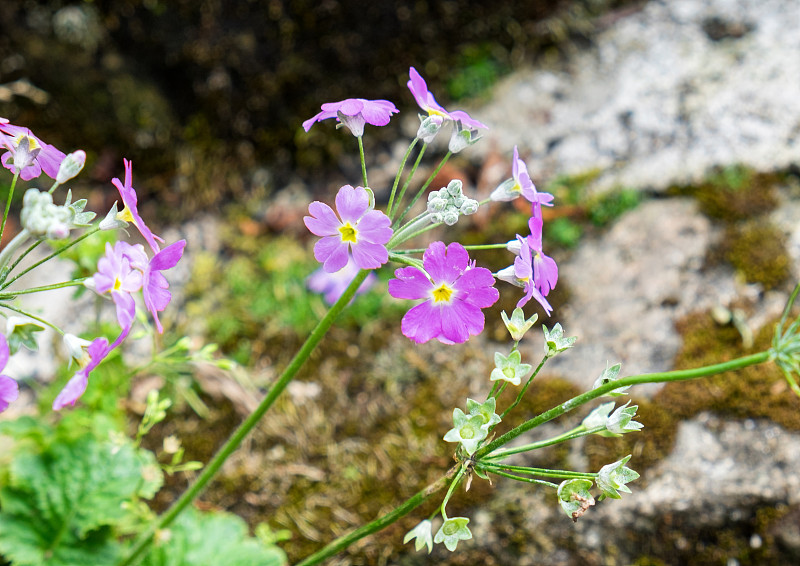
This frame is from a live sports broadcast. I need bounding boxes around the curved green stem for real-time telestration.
[0,303,64,334]
[389,143,427,221]
[294,464,459,566]
[477,351,771,459]
[479,467,558,488]
[1,228,100,291]
[0,171,19,247]
[358,136,368,188]
[501,355,547,419]
[485,425,604,460]
[477,461,596,480]
[0,278,85,299]
[393,151,451,228]
[387,139,419,218]
[117,269,372,566]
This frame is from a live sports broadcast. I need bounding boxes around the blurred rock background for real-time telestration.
[2,0,800,565]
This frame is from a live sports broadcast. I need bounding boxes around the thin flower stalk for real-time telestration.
[477,461,597,481]
[0,171,19,247]
[393,151,452,228]
[500,355,547,419]
[485,425,607,460]
[386,138,420,218]
[478,351,771,459]
[389,142,427,221]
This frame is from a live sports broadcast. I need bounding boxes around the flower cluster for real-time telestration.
[0,119,186,415]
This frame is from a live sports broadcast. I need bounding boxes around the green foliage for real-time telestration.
[139,507,287,566]
[545,217,583,249]
[688,164,778,222]
[587,188,641,227]
[0,414,159,566]
[723,221,791,290]
[446,44,508,101]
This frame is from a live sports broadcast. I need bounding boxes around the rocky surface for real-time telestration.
[474,0,800,194]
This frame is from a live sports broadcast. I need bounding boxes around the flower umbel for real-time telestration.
[388,241,499,344]
[302,98,399,137]
[304,185,393,273]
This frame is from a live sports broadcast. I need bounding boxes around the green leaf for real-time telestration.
[140,507,287,566]
[0,434,145,565]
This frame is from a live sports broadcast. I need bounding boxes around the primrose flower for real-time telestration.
[0,334,19,414]
[490,350,532,386]
[304,184,393,273]
[388,242,499,344]
[307,256,377,305]
[0,121,66,181]
[496,235,553,315]
[143,239,186,333]
[52,335,118,410]
[302,98,399,137]
[112,159,164,253]
[88,241,148,332]
[434,517,472,552]
[527,216,558,296]
[407,67,488,130]
[491,146,555,211]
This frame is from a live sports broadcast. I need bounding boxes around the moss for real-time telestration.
[656,311,800,431]
[688,165,779,222]
[722,221,791,290]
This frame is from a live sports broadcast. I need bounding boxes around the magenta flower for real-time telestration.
[407,67,488,130]
[143,239,186,333]
[0,334,19,414]
[0,121,66,181]
[302,98,399,137]
[307,256,378,305]
[52,336,109,410]
[527,216,558,296]
[90,241,148,332]
[304,184,393,273]
[491,146,554,211]
[388,241,499,344]
[112,159,164,253]
[508,235,553,315]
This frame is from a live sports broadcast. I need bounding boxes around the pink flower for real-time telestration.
[0,121,66,181]
[388,242,499,344]
[302,98,399,137]
[491,146,554,212]
[0,334,19,414]
[90,241,148,332]
[407,67,488,130]
[527,217,558,296]
[143,239,186,333]
[112,159,164,253]
[304,185,393,273]
[509,235,553,315]
[307,256,377,305]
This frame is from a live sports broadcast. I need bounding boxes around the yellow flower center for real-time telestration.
[339,222,358,243]
[113,277,122,291]
[117,206,135,223]
[432,284,453,303]
[13,134,40,151]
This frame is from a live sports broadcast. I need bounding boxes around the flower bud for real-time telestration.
[416,114,445,143]
[56,150,86,183]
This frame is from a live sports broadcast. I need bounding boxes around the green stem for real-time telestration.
[389,143,427,221]
[485,425,605,460]
[478,461,596,480]
[0,171,19,247]
[0,229,31,272]
[501,355,547,419]
[392,242,510,255]
[117,269,372,566]
[0,279,85,299]
[393,151,451,229]
[479,467,559,489]
[0,303,64,333]
[439,465,467,521]
[294,464,459,566]
[358,136,368,188]
[1,228,99,290]
[386,139,419,218]
[478,351,771,458]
